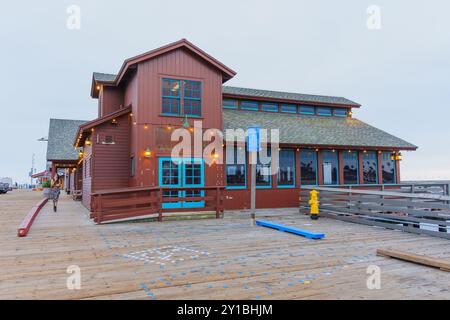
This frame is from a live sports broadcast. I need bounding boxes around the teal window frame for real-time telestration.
[300,149,318,186]
[362,151,379,184]
[226,147,247,189]
[183,80,202,117]
[381,152,396,184]
[162,78,181,116]
[321,150,340,185]
[240,100,259,111]
[342,151,359,185]
[334,108,348,117]
[223,99,238,109]
[256,148,272,189]
[317,107,332,116]
[261,102,279,112]
[299,105,315,115]
[281,104,297,114]
[277,149,296,188]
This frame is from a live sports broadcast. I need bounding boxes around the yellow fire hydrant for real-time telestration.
[308,190,319,220]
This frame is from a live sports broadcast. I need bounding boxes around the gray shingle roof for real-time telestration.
[223,109,416,149]
[93,72,116,83]
[46,119,87,161]
[223,86,360,107]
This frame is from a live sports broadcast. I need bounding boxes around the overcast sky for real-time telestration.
[1,0,449,183]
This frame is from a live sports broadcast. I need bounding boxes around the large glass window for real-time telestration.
[334,108,348,117]
[162,78,201,116]
[343,151,359,184]
[281,104,297,114]
[223,99,238,109]
[299,105,315,115]
[381,152,396,184]
[261,102,279,112]
[226,147,246,189]
[277,149,295,187]
[162,78,181,115]
[300,149,318,185]
[317,107,332,116]
[256,148,271,188]
[362,151,378,184]
[321,150,339,185]
[241,100,259,111]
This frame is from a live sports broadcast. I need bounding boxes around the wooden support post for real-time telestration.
[215,187,220,219]
[97,194,102,224]
[157,189,163,222]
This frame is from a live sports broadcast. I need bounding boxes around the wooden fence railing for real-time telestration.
[91,186,225,224]
[300,184,450,239]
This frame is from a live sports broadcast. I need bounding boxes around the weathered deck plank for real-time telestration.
[0,190,449,300]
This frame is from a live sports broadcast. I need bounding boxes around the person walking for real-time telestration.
[49,179,61,212]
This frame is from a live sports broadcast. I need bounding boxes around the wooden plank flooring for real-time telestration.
[0,189,449,300]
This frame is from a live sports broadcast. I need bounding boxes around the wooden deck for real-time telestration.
[1,189,449,300]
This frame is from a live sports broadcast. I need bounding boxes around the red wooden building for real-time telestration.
[47,39,416,222]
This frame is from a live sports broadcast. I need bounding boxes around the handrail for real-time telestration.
[92,185,226,196]
[301,185,450,201]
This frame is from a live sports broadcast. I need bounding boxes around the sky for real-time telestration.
[1,0,449,183]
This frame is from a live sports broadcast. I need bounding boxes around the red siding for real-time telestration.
[91,114,131,191]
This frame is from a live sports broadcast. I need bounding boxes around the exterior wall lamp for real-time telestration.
[111,118,118,125]
[144,147,152,158]
[78,150,84,158]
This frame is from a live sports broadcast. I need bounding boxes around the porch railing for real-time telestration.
[90,186,225,224]
[300,183,450,239]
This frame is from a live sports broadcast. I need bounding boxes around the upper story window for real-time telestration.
[241,100,259,111]
[261,102,279,112]
[317,107,332,116]
[334,108,348,117]
[281,104,297,114]
[223,99,238,109]
[161,78,201,117]
[299,105,315,115]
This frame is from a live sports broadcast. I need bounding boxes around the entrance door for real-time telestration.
[159,157,204,209]
[323,162,332,185]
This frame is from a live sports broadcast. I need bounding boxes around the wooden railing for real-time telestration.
[300,184,450,239]
[90,186,225,224]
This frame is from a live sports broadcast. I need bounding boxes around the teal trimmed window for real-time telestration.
[281,104,297,113]
[299,105,315,115]
[241,100,259,111]
[362,151,378,184]
[300,149,318,185]
[261,102,279,112]
[381,152,396,184]
[223,99,238,109]
[317,107,332,116]
[343,151,359,184]
[183,80,201,117]
[162,78,201,117]
[226,147,246,189]
[277,149,295,187]
[256,148,271,188]
[334,108,348,117]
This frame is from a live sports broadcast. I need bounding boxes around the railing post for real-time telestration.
[97,194,103,224]
[157,189,163,222]
[216,187,220,219]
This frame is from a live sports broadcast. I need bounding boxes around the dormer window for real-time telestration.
[161,78,201,117]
